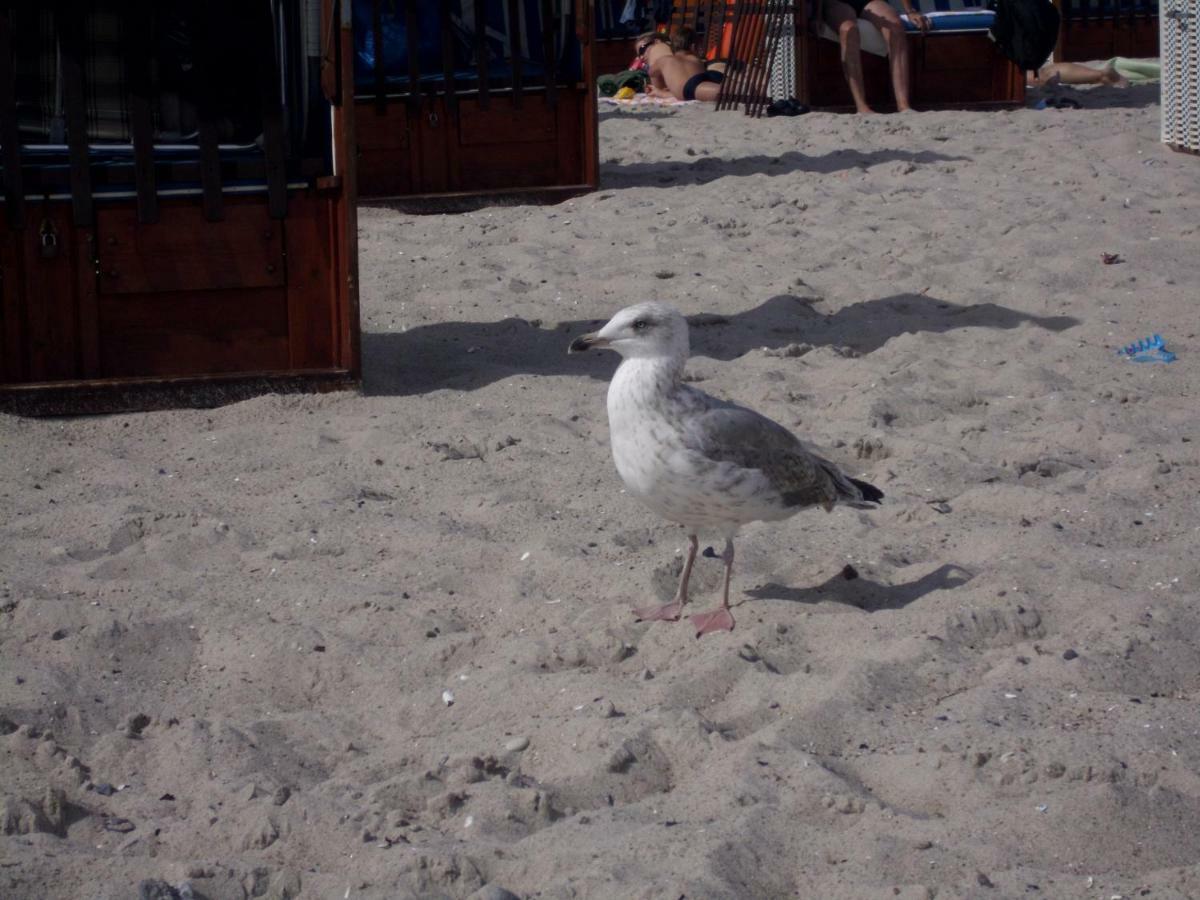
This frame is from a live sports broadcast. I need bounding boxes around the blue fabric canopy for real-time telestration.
[352,0,583,89]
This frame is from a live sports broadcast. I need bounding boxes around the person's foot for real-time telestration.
[634,600,684,622]
[855,106,876,115]
[690,607,734,637]
[1034,66,1062,89]
[1101,65,1130,88]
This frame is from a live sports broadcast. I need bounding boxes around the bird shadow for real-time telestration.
[362,292,1079,396]
[744,562,974,613]
[601,148,969,189]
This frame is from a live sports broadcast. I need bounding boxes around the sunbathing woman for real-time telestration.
[637,31,724,102]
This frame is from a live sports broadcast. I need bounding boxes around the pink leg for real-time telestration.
[690,538,736,638]
[635,534,698,623]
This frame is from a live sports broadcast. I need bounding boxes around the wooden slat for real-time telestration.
[258,3,288,219]
[124,3,158,224]
[746,1,785,116]
[193,5,224,221]
[0,7,24,230]
[474,0,490,107]
[508,0,524,106]
[715,0,744,110]
[715,0,740,109]
[334,0,362,377]
[57,2,94,227]
[77,229,100,377]
[440,0,458,114]
[320,0,341,103]
[541,0,558,109]
[0,220,23,382]
[405,1,421,109]
[284,192,337,369]
[468,0,487,106]
[372,0,386,111]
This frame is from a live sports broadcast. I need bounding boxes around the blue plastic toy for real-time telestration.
[1117,334,1176,363]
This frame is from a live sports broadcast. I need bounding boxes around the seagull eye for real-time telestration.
[632,319,649,331]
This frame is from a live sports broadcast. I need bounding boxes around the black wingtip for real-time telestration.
[849,478,884,504]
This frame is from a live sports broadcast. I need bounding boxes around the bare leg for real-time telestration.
[635,534,698,623]
[862,1,913,112]
[825,2,873,114]
[1036,61,1129,88]
[692,80,722,102]
[690,538,736,637]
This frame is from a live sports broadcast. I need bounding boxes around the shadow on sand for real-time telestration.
[744,563,974,613]
[601,148,970,189]
[362,292,1079,396]
[1031,81,1159,112]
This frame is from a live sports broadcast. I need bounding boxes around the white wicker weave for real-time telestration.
[1162,0,1200,152]
[768,11,796,100]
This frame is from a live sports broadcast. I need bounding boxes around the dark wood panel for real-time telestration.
[0,226,22,383]
[284,193,338,369]
[416,99,452,193]
[97,201,285,295]
[1056,25,1117,61]
[77,229,100,378]
[804,32,1021,110]
[917,35,996,71]
[98,287,290,378]
[456,142,563,190]
[356,100,412,150]
[555,92,585,185]
[357,89,593,197]
[459,96,559,145]
[22,208,81,382]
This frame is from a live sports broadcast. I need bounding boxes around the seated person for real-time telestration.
[821,0,930,114]
[636,30,724,102]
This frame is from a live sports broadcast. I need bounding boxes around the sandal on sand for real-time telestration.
[767,98,810,117]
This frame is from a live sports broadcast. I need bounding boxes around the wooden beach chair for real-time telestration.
[1053,0,1158,63]
[352,0,599,200]
[796,0,1025,109]
[0,1,360,415]
[1161,0,1200,155]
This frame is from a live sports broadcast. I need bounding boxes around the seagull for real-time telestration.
[569,302,883,638]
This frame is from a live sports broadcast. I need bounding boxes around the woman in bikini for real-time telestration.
[636,31,724,102]
[822,0,930,114]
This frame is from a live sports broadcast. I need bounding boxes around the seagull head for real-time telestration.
[568,302,689,361]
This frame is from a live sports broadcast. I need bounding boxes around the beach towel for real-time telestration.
[598,70,649,96]
[600,93,696,107]
[1108,56,1160,83]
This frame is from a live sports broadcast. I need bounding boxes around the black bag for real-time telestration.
[988,0,1061,72]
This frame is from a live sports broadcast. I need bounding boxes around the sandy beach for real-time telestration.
[4,81,1200,899]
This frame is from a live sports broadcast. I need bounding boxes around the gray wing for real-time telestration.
[680,402,864,509]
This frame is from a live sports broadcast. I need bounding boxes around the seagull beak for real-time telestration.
[568,332,610,354]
